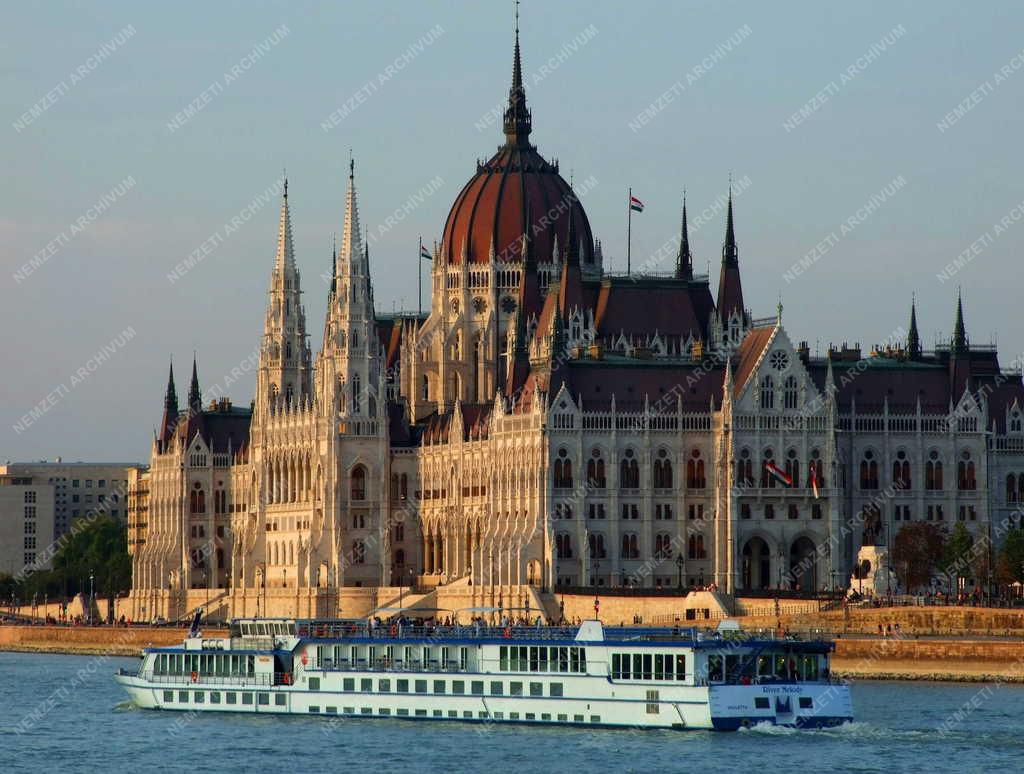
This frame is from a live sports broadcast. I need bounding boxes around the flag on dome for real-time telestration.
[420,243,432,260]
[765,462,792,487]
[629,195,645,213]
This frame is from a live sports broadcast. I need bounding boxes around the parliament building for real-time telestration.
[125,26,1024,622]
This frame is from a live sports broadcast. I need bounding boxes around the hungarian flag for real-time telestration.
[810,465,820,499]
[765,462,792,487]
[629,195,645,213]
[420,243,432,260]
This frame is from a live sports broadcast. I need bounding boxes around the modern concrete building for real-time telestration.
[0,461,146,538]
[0,473,55,577]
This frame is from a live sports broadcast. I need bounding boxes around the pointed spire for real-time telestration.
[723,184,738,265]
[274,178,295,273]
[164,358,178,412]
[339,155,363,272]
[503,1,532,148]
[716,182,745,324]
[907,294,922,359]
[952,288,968,354]
[188,353,202,412]
[676,190,693,279]
[330,234,337,297]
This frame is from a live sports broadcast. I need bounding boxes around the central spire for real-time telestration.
[503,2,533,148]
[676,191,693,280]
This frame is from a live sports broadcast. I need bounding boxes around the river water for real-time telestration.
[1,652,1020,773]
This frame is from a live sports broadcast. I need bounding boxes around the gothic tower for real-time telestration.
[255,180,313,411]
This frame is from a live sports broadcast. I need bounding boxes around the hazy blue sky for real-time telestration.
[3,1,1023,462]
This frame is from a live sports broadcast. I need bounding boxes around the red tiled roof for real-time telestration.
[732,325,776,396]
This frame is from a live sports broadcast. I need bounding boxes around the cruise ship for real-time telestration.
[115,615,853,731]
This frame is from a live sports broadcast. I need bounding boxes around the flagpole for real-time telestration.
[418,236,422,317]
[627,186,632,276]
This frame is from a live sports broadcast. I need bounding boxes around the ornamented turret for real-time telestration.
[951,288,969,355]
[716,187,744,320]
[676,191,693,280]
[256,179,312,410]
[318,158,382,419]
[503,7,532,149]
[159,358,179,447]
[188,354,202,413]
[907,295,922,360]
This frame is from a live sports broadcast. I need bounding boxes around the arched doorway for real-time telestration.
[527,559,542,588]
[741,537,771,590]
[789,536,818,592]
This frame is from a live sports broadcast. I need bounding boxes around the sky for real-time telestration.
[2,0,1023,462]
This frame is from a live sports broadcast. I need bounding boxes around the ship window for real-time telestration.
[258,693,269,705]
[396,679,408,693]
[460,648,469,671]
[361,708,372,715]
[654,654,665,680]
[642,654,653,680]
[226,692,237,704]
[530,682,543,697]
[510,682,523,696]
[309,706,320,714]
[464,711,473,719]
[275,694,286,706]
[632,654,642,680]
[646,690,660,714]
[380,708,391,716]
[676,655,687,680]
[432,709,442,718]
[471,681,484,695]
[550,683,563,697]
[360,679,372,692]
[799,697,813,709]
[242,693,253,705]
[163,690,174,702]
[178,690,188,703]
[398,709,409,717]
[194,691,205,704]
[343,678,355,692]
[755,697,770,709]
[590,715,601,723]
[415,680,427,694]
[416,709,428,717]
[377,679,389,692]
[210,692,221,704]
[558,713,568,722]
[452,681,465,695]
[708,655,724,682]
[490,681,503,696]
[433,680,446,694]
[500,646,509,671]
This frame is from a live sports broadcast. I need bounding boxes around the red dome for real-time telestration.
[440,27,594,266]
[441,146,594,266]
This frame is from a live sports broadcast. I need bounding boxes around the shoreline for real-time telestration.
[2,627,1022,684]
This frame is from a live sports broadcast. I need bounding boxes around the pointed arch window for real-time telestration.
[553,448,573,489]
[859,450,879,490]
[783,376,798,410]
[654,533,673,559]
[686,449,706,489]
[957,450,976,491]
[785,449,800,488]
[556,533,573,559]
[1007,473,1018,504]
[1011,412,1023,433]
[760,448,776,488]
[653,449,673,489]
[619,449,640,488]
[586,449,606,489]
[588,533,607,559]
[688,534,706,560]
[808,449,825,489]
[350,465,367,501]
[925,451,944,490]
[760,375,774,410]
[620,533,639,559]
[893,450,911,490]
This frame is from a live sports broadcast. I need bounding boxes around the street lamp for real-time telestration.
[593,559,601,621]
[676,553,685,590]
[89,570,95,626]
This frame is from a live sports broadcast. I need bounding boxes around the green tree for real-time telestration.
[892,522,947,592]
[940,521,975,593]
[996,526,1024,589]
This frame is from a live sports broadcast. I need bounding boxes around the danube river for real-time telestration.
[1,652,1020,773]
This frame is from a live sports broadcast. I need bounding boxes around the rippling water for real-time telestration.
[1,652,1021,773]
